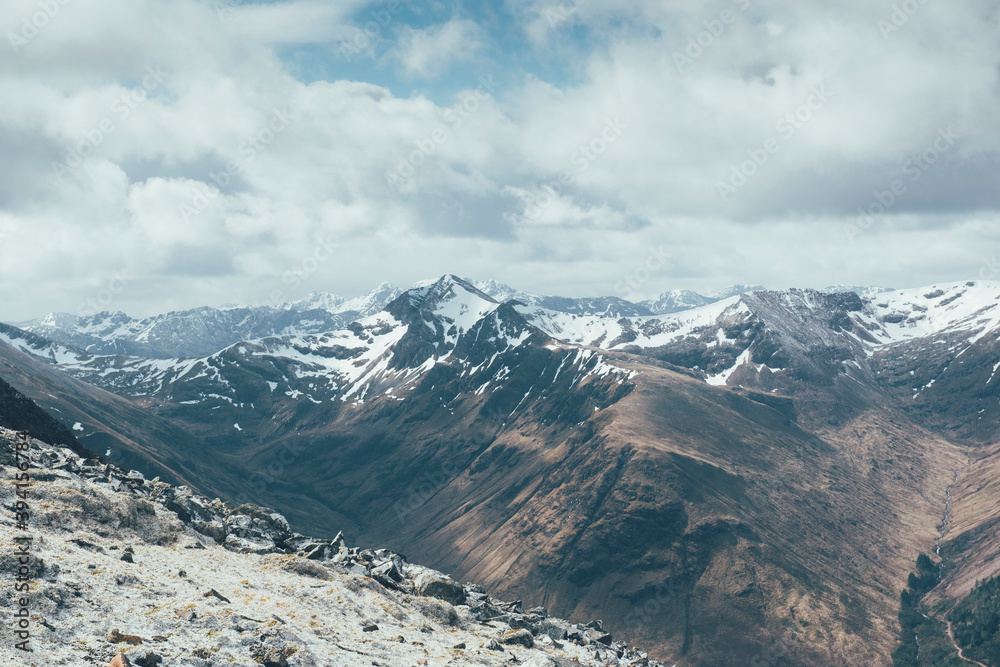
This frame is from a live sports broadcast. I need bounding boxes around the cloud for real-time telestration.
[0,0,999,321]
[391,18,485,79]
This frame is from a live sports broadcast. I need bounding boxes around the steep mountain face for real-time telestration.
[862,282,1000,443]
[11,283,403,359]
[0,375,92,458]
[5,276,1000,665]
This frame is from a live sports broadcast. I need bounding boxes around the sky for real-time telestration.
[1,0,999,320]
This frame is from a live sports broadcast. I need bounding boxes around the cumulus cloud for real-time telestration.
[0,0,998,320]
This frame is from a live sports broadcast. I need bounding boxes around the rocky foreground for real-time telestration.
[0,428,663,667]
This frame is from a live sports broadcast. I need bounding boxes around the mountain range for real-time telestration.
[2,275,997,665]
[11,281,890,360]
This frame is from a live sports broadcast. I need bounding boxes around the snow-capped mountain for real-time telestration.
[471,279,653,317]
[6,275,1000,664]
[639,284,765,315]
[821,284,895,298]
[638,289,716,315]
[10,278,1000,431]
[283,281,403,314]
[4,276,633,413]
[11,283,403,359]
[518,280,1000,437]
[711,284,767,300]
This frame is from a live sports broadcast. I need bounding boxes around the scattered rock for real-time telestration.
[120,552,134,563]
[411,566,467,606]
[174,607,197,621]
[262,648,289,667]
[203,588,231,603]
[499,629,534,648]
[106,629,143,645]
[71,538,105,553]
[0,551,46,578]
[362,623,379,632]
[131,651,163,667]
[585,626,613,645]
[521,657,557,667]
[114,573,141,587]
[413,597,460,626]
[538,618,572,641]
[265,554,333,580]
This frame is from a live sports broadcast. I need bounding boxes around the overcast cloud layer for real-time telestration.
[1,0,999,320]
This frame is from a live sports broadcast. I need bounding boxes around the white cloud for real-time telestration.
[391,18,484,79]
[0,0,999,320]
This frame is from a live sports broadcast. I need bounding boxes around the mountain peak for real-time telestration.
[469,279,529,303]
[287,291,347,312]
[409,275,498,306]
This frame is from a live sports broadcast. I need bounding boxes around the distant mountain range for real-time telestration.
[6,275,995,666]
[11,282,404,358]
[12,280,894,358]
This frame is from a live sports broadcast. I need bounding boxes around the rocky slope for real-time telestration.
[0,427,663,667]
